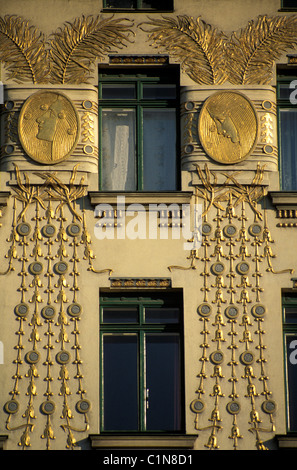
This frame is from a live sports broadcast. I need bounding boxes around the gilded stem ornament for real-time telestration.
[3,166,111,449]
[187,164,293,450]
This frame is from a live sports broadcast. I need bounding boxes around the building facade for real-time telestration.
[0,0,297,451]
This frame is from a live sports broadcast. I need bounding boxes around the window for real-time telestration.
[100,292,184,432]
[103,0,173,11]
[281,0,297,10]
[283,294,297,431]
[99,68,179,191]
[277,70,297,190]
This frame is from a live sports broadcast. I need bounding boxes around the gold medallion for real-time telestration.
[18,91,80,164]
[198,91,258,164]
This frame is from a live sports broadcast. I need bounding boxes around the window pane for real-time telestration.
[102,307,138,323]
[286,334,297,431]
[145,307,180,323]
[101,108,136,190]
[278,83,292,101]
[280,109,297,190]
[282,0,297,7]
[103,334,138,430]
[143,84,176,99]
[102,84,136,100]
[142,0,172,8]
[284,306,297,324]
[105,0,136,7]
[143,109,176,190]
[146,334,181,431]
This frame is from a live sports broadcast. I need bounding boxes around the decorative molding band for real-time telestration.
[89,434,197,449]
[110,277,171,288]
[109,54,169,64]
[270,191,297,223]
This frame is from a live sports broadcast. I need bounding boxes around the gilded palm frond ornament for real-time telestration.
[141,14,297,85]
[49,15,134,84]
[0,15,49,83]
[0,14,134,84]
[226,14,297,84]
[140,15,227,85]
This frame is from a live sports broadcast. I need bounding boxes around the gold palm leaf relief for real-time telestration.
[225,14,297,84]
[49,15,134,84]
[0,15,49,83]
[139,15,227,85]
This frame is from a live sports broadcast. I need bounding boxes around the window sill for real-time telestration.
[276,433,297,449]
[270,191,297,212]
[89,434,197,449]
[0,435,8,450]
[101,9,174,13]
[0,191,10,206]
[89,191,193,207]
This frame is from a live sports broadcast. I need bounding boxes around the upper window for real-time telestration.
[281,0,297,9]
[100,292,184,432]
[103,0,173,10]
[283,294,297,431]
[277,70,297,190]
[99,68,179,191]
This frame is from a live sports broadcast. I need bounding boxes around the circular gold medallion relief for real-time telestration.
[198,91,258,164]
[18,91,80,164]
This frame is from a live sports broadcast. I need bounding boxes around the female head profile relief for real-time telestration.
[19,91,80,164]
[36,96,75,161]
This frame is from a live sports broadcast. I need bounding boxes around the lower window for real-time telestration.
[100,292,184,432]
[283,294,297,431]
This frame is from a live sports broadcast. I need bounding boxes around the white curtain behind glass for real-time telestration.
[102,109,136,190]
[143,109,176,190]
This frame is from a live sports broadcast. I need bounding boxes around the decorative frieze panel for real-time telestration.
[1,166,111,449]
[169,165,294,450]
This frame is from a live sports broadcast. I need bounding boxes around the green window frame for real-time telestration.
[283,294,297,431]
[102,0,174,11]
[100,292,184,433]
[98,67,180,191]
[277,70,297,190]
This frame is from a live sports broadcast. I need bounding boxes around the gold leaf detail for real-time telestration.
[0,15,49,83]
[49,15,134,84]
[225,15,297,85]
[140,15,227,85]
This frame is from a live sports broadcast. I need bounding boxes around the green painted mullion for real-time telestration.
[98,107,103,190]
[136,104,143,190]
[139,329,146,431]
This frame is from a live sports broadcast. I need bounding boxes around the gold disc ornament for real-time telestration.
[18,91,80,164]
[198,91,258,164]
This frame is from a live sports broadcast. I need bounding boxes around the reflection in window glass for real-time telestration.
[103,334,138,430]
[279,109,297,190]
[146,334,181,430]
[286,334,297,431]
[105,0,136,8]
[102,307,138,323]
[102,84,136,100]
[145,307,180,323]
[282,0,297,7]
[284,307,297,324]
[143,84,176,99]
[143,108,176,190]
